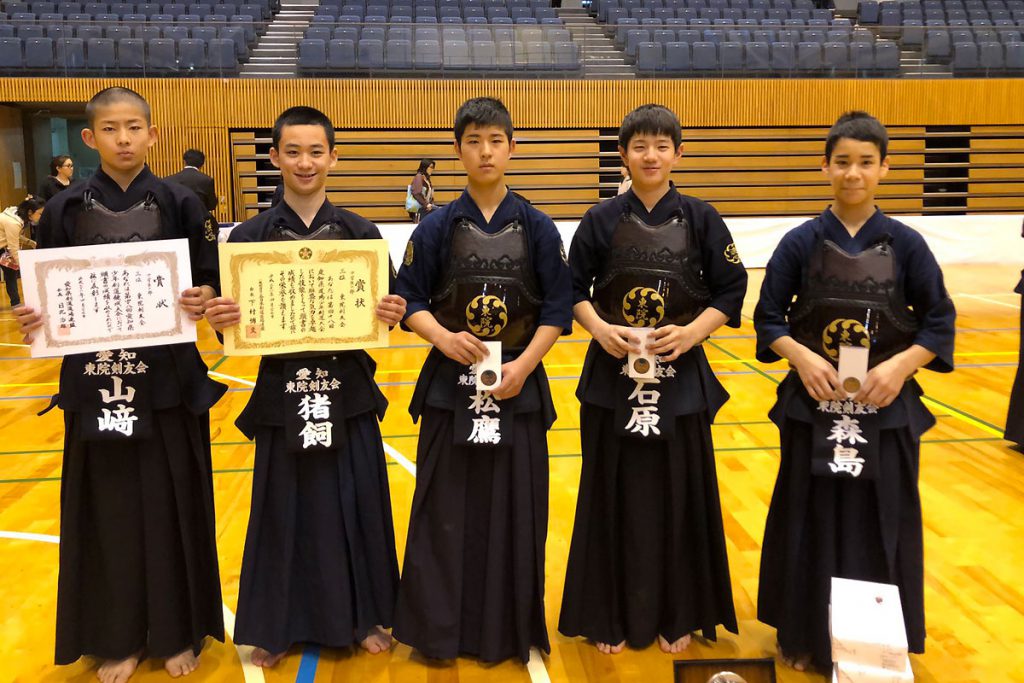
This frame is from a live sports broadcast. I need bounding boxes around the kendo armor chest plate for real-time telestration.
[430,218,543,349]
[788,237,919,368]
[592,209,711,328]
[74,190,162,245]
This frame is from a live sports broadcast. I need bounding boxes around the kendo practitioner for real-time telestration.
[559,104,745,655]
[203,106,406,667]
[753,112,956,673]
[392,97,573,663]
[1003,217,1024,448]
[16,87,226,683]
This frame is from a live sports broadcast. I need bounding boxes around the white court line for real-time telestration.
[207,370,257,387]
[0,530,265,683]
[382,441,417,477]
[381,441,550,683]
[957,293,1021,310]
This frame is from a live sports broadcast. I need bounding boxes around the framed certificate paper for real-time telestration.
[20,238,196,358]
[219,239,390,356]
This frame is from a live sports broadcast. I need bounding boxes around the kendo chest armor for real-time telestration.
[266,220,351,242]
[74,190,162,245]
[592,208,711,328]
[430,218,542,349]
[788,237,919,368]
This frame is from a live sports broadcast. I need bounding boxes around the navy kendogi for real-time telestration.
[392,189,572,663]
[559,184,745,649]
[227,198,400,654]
[36,165,226,665]
[754,207,955,671]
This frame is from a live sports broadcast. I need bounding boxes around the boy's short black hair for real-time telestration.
[454,97,513,144]
[825,111,888,161]
[618,104,682,149]
[272,106,335,150]
[85,87,151,128]
[183,148,205,168]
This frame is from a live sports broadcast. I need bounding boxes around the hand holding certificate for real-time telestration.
[216,239,391,355]
[17,239,197,358]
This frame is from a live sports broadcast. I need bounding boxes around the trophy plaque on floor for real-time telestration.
[674,658,777,683]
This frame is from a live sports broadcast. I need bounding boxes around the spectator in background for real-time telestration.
[0,196,44,308]
[166,148,219,212]
[616,165,632,196]
[38,155,74,202]
[407,158,436,223]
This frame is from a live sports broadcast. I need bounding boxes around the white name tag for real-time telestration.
[838,345,869,396]
[476,341,502,391]
[627,327,656,379]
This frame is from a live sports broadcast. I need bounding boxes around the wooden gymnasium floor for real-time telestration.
[1,264,1023,683]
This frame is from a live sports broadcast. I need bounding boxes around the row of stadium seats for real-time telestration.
[0,0,271,18]
[601,6,834,22]
[593,0,817,12]
[304,24,571,45]
[948,37,1024,70]
[310,14,564,24]
[618,27,881,57]
[297,35,579,71]
[0,18,259,45]
[859,0,1024,23]
[0,34,239,70]
[632,38,900,73]
[609,17,855,45]
[312,5,559,19]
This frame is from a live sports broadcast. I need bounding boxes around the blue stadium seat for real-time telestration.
[386,36,412,67]
[874,38,898,72]
[147,36,176,71]
[636,39,662,71]
[823,40,848,71]
[55,35,85,68]
[178,37,206,71]
[745,39,770,71]
[298,37,326,69]
[414,37,441,68]
[442,38,469,67]
[0,37,22,69]
[691,40,716,71]
[207,36,236,70]
[85,36,115,70]
[664,40,689,71]
[24,36,54,67]
[328,37,355,67]
[116,37,144,69]
[470,38,495,67]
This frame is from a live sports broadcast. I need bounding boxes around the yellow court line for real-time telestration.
[920,397,1004,438]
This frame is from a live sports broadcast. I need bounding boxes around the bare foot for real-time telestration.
[250,647,286,668]
[97,651,142,683]
[164,648,199,678]
[595,640,625,654]
[658,634,692,654]
[778,645,812,671]
[360,625,393,654]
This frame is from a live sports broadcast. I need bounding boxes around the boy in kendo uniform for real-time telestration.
[559,104,746,655]
[203,106,406,667]
[17,87,225,683]
[392,97,573,663]
[753,111,956,673]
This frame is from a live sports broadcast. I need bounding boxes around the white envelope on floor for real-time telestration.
[830,577,909,672]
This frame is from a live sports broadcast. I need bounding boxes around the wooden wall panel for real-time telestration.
[2,77,1024,219]
[0,105,28,209]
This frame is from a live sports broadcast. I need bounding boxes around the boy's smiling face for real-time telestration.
[455,123,515,187]
[270,123,338,196]
[822,137,889,210]
[619,132,683,194]
[81,101,157,175]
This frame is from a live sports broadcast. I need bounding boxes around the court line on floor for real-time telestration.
[956,292,1020,309]
[0,530,265,683]
[208,370,256,387]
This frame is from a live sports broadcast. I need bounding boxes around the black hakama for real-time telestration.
[1004,274,1024,446]
[757,381,927,671]
[233,412,400,652]
[55,408,224,664]
[559,403,738,647]
[392,351,553,663]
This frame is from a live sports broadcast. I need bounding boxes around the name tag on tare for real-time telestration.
[838,345,869,395]
[627,327,656,379]
[476,341,502,392]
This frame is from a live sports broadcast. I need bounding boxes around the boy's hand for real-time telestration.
[792,346,842,402]
[14,305,43,344]
[593,321,641,359]
[437,330,488,366]
[180,286,214,321]
[375,294,406,326]
[854,357,907,408]
[646,324,701,362]
[203,297,242,332]
[491,356,531,400]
